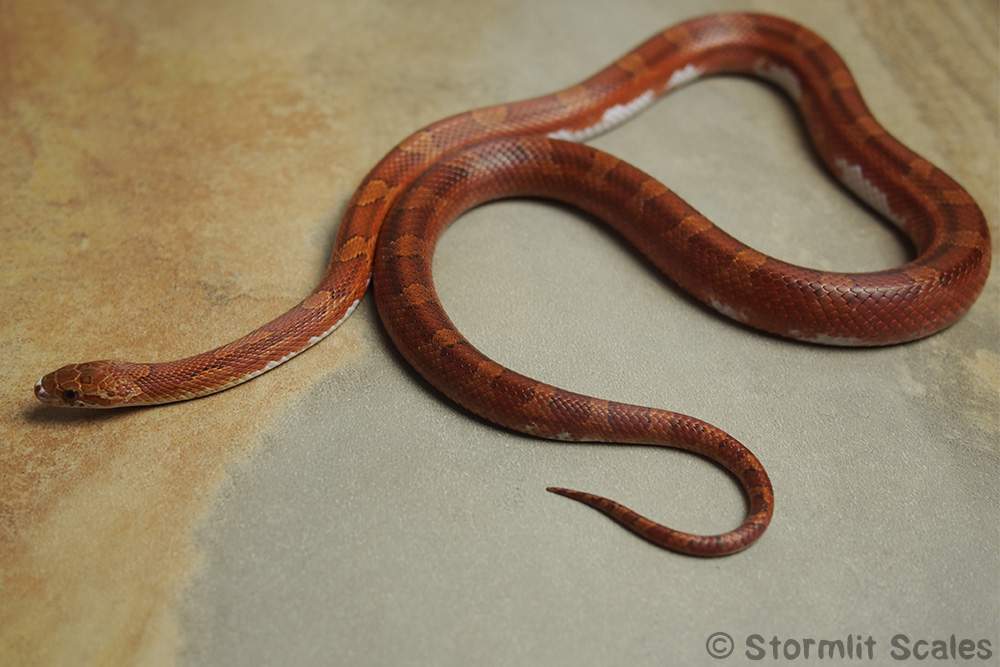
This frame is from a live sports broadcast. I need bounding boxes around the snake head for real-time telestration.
[35,361,147,408]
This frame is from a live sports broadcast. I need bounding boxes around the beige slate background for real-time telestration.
[2,0,997,665]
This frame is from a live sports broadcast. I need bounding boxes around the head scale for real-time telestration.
[34,361,147,408]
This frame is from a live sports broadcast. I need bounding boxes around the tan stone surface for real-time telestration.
[1,1,997,665]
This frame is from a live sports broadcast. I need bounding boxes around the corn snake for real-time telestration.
[35,13,991,556]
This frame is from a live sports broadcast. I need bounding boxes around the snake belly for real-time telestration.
[35,13,991,557]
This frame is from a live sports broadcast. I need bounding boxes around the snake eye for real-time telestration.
[62,389,78,401]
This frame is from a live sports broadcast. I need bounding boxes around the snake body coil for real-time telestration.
[35,14,991,556]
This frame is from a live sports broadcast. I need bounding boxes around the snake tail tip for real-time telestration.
[546,486,587,501]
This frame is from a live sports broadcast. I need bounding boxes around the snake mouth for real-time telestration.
[34,377,54,403]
